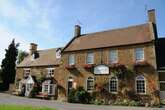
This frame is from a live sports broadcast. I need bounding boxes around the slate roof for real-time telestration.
[63,23,155,52]
[17,48,61,68]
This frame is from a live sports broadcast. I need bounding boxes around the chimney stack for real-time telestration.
[74,25,81,37]
[30,43,37,55]
[148,9,156,24]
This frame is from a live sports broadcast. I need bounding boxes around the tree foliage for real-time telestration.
[17,50,28,64]
[1,39,19,90]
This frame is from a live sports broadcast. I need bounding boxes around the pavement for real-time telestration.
[0,93,164,110]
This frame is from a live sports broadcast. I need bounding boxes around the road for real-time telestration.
[0,93,163,110]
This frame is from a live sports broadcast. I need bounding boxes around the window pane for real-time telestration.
[109,77,118,93]
[159,72,165,81]
[87,52,94,64]
[160,83,165,91]
[49,84,55,95]
[44,85,48,93]
[87,77,94,91]
[109,50,118,63]
[135,48,144,61]
[69,54,75,65]
[136,79,145,94]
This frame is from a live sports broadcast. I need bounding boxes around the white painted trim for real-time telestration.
[46,68,55,77]
[86,76,94,92]
[135,75,146,95]
[109,77,118,94]
[86,52,94,64]
[158,70,165,72]
[42,83,56,95]
[134,47,145,62]
[160,81,165,83]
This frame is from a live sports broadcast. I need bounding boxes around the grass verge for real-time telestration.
[0,104,57,110]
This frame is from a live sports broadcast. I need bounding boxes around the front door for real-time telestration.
[68,80,73,95]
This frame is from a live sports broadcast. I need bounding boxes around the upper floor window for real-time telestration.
[47,68,54,77]
[24,69,30,78]
[109,50,118,63]
[86,77,94,92]
[135,48,144,61]
[109,77,118,93]
[135,75,146,94]
[86,52,94,64]
[68,54,75,65]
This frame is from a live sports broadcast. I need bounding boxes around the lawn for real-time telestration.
[0,104,57,110]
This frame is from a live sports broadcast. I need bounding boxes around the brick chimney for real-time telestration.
[74,25,81,37]
[30,43,37,55]
[148,9,156,24]
[148,9,158,39]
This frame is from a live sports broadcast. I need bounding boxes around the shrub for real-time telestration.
[68,87,92,104]
[68,88,76,103]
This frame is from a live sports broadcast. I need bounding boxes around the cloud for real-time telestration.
[0,26,29,65]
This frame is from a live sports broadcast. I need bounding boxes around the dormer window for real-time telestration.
[135,48,144,62]
[31,52,39,60]
[47,68,55,77]
[32,53,35,59]
[56,48,61,59]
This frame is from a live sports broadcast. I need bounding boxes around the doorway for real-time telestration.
[67,77,73,95]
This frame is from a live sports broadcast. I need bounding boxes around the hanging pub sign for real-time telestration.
[94,64,109,74]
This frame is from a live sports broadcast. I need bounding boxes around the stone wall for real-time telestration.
[60,42,159,104]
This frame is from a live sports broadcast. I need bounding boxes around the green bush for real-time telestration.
[68,87,92,104]
[68,88,76,103]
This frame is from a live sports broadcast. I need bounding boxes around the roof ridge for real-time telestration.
[37,47,62,52]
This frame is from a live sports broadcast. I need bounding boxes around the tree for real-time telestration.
[17,50,28,64]
[1,39,19,90]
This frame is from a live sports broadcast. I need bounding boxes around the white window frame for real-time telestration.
[109,50,118,63]
[86,52,94,64]
[135,75,146,94]
[24,68,31,77]
[109,77,118,94]
[68,54,75,65]
[46,68,55,77]
[42,82,55,95]
[86,77,94,92]
[135,48,144,62]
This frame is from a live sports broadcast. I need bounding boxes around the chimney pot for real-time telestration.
[74,25,81,37]
[148,9,156,24]
[30,43,37,55]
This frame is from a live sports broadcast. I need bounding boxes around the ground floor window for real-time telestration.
[86,77,94,91]
[136,75,146,94]
[109,77,118,93]
[42,80,55,95]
